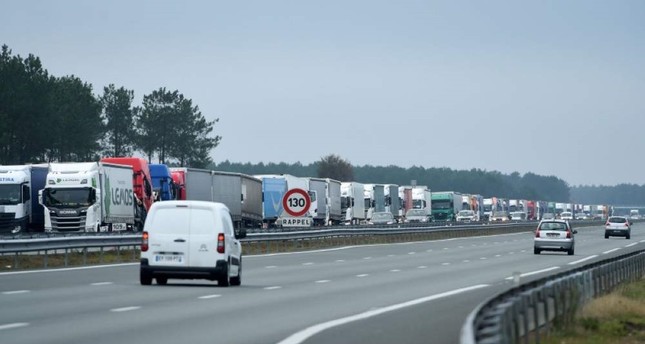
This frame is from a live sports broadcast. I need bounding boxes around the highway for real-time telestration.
[0,223,643,344]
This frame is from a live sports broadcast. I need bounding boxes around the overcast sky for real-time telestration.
[2,1,644,186]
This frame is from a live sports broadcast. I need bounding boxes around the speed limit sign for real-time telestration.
[282,188,311,217]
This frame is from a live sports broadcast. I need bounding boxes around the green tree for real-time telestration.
[136,87,176,163]
[317,154,354,181]
[168,97,220,167]
[100,84,137,157]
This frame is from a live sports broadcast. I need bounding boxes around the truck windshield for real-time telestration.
[483,205,492,212]
[432,200,452,210]
[44,188,93,208]
[412,199,426,209]
[0,184,22,205]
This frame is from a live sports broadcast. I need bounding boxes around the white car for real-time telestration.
[560,211,574,220]
[140,201,246,286]
[534,219,577,255]
[456,210,477,222]
[605,216,631,239]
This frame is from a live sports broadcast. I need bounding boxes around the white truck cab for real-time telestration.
[140,201,246,286]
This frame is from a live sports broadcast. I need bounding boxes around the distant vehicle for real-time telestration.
[510,211,526,221]
[605,216,631,239]
[0,164,48,234]
[560,211,574,220]
[140,201,246,286]
[455,210,477,222]
[534,219,577,255]
[575,212,589,220]
[542,213,556,220]
[490,211,510,222]
[431,191,462,221]
[629,209,640,220]
[405,209,430,223]
[369,212,395,225]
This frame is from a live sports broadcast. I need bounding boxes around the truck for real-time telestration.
[483,197,501,221]
[468,194,484,221]
[0,164,48,234]
[307,178,342,226]
[255,174,317,228]
[411,185,432,218]
[431,191,463,221]
[171,168,263,228]
[40,162,136,232]
[341,182,366,225]
[149,164,175,201]
[398,186,413,218]
[363,184,375,220]
[101,157,155,227]
[384,184,401,221]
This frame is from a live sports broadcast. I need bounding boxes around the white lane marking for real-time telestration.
[568,255,599,265]
[505,267,560,280]
[266,266,277,269]
[480,257,487,260]
[277,284,490,344]
[356,274,369,278]
[388,254,396,257]
[426,249,433,252]
[315,280,330,284]
[363,257,372,260]
[0,263,138,276]
[458,246,464,249]
[198,294,221,299]
[443,248,449,250]
[264,286,282,290]
[0,323,29,331]
[417,266,427,269]
[463,260,470,263]
[2,290,30,295]
[441,263,450,266]
[302,262,314,266]
[495,255,501,257]
[408,252,416,255]
[520,250,527,253]
[91,282,113,286]
[603,248,621,254]
[625,243,638,248]
[390,269,401,273]
[335,260,345,263]
[110,306,140,313]
[509,252,515,255]
[640,240,645,243]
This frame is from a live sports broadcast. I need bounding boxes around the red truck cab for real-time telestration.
[171,170,186,200]
[100,157,155,220]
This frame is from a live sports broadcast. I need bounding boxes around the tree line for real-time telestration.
[0,44,220,167]
[213,155,573,202]
[571,184,645,206]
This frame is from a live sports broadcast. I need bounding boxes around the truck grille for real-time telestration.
[0,213,15,231]
[51,215,87,232]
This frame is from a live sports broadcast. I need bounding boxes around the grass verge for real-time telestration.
[542,277,645,344]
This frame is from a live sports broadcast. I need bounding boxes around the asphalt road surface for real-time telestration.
[1,223,643,344]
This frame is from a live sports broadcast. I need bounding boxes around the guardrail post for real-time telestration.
[83,248,87,265]
[64,248,69,267]
[43,250,48,269]
[99,246,104,264]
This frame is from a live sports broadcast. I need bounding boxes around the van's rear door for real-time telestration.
[188,205,220,268]
[148,204,190,267]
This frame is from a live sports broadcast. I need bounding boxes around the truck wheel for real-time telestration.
[156,277,167,285]
[140,270,152,285]
[230,258,242,286]
[218,263,230,287]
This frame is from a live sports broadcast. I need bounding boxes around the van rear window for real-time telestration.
[148,208,190,234]
[189,208,218,235]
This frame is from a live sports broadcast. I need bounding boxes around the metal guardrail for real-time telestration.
[461,248,645,344]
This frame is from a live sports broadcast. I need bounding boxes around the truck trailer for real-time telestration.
[307,178,342,226]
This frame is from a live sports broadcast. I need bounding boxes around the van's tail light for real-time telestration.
[142,231,149,252]
[535,229,540,238]
[566,231,572,239]
[625,223,630,227]
[217,233,225,253]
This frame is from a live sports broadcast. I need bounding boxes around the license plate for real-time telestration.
[547,233,559,238]
[112,223,127,231]
[155,255,183,263]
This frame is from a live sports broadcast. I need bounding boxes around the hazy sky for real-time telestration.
[2,1,644,186]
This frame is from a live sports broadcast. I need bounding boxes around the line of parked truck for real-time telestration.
[0,161,614,234]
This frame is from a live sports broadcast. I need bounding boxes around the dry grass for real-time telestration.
[543,278,645,344]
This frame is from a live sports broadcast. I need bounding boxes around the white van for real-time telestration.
[140,201,246,286]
